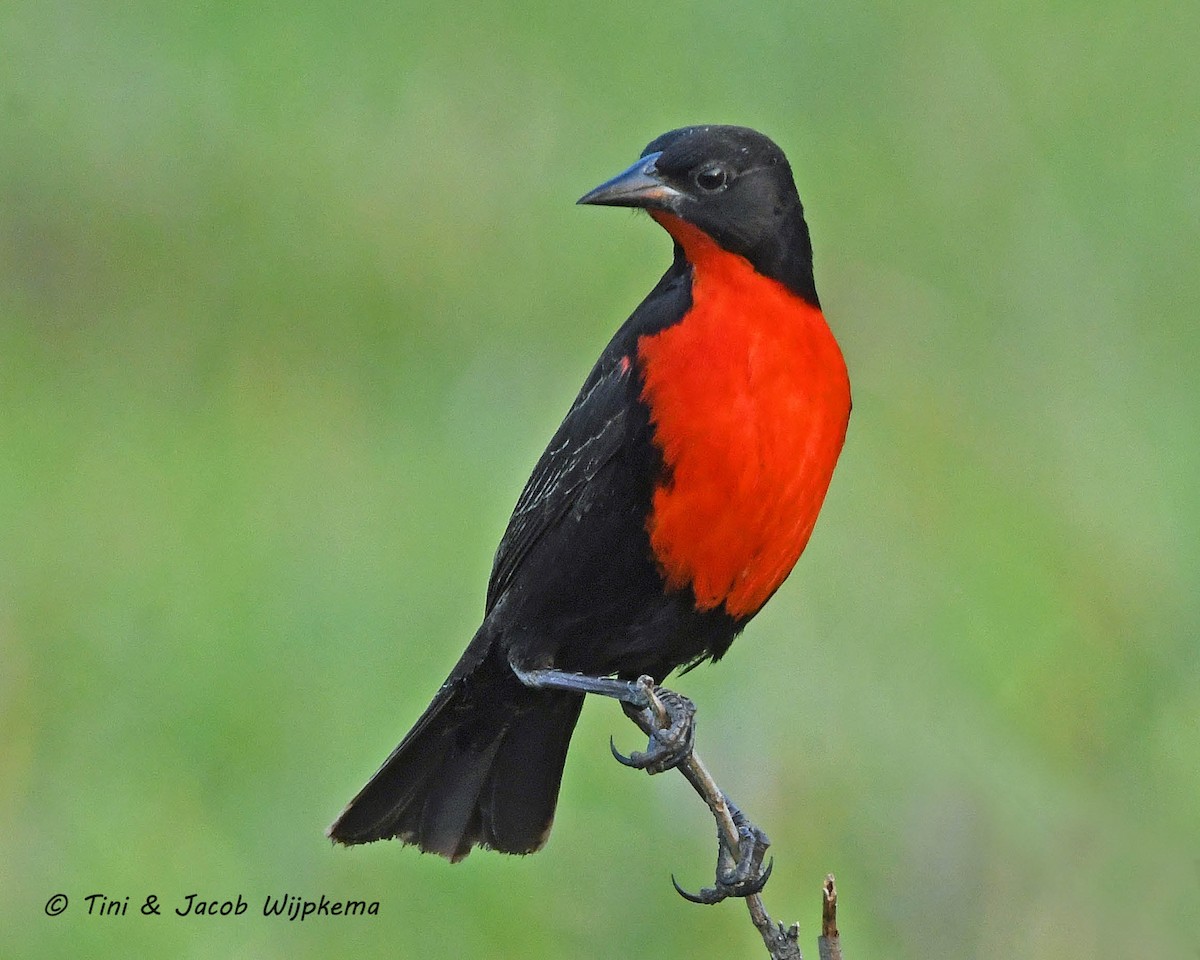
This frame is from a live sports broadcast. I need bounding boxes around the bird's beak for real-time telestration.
[577,151,682,209]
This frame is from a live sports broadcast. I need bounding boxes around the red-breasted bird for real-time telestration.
[328,125,851,869]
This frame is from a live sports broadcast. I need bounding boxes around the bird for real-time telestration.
[327,124,851,869]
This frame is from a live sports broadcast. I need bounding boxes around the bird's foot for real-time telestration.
[609,676,696,775]
[672,801,773,904]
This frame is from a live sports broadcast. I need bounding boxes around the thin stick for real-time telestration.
[818,875,841,960]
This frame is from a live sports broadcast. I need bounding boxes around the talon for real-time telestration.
[671,874,726,905]
[609,736,639,768]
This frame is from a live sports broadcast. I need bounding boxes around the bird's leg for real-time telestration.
[510,661,655,707]
[618,680,774,904]
[512,661,771,902]
[511,666,695,773]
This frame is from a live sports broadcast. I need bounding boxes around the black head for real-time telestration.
[578,125,817,303]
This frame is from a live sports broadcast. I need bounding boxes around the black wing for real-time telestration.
[485,357,635,612]
[483,259,691,617]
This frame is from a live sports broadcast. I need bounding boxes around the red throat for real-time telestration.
[637,212,851,619]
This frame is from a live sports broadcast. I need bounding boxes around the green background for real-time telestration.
[3,1,1197,956]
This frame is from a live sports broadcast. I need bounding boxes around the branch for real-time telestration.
[819,875,841,960]
[620,682,844,960]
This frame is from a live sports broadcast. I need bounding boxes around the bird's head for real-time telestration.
[578,125,816,303]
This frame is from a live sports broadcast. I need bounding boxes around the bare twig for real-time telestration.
[818,875,842,960]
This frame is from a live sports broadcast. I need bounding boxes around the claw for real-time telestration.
[671,874,725,905]
[669,858,773,905]
[609,736,639,768]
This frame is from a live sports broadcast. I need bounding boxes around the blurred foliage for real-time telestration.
[2,0,1197,957]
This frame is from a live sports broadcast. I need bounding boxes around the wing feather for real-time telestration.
[486,361,633,611]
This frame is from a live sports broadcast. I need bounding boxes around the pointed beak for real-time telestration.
[577,151,682,209]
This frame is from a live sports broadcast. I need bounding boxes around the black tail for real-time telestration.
[327,645,584,861]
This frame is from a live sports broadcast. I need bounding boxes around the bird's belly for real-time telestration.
[636,271,849,619]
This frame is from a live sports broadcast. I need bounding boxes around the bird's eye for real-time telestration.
[694,165,728,192]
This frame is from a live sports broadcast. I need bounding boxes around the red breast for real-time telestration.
[638,213,851,618]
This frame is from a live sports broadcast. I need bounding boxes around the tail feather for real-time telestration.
[480,695,584,853]
[416,732,504,859]
[328,649,583,861]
